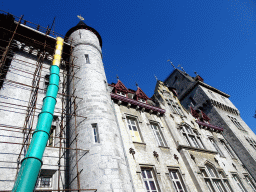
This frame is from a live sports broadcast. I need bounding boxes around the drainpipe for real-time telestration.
[12,37,64,192]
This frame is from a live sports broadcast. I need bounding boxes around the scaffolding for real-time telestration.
[0,10,96,192]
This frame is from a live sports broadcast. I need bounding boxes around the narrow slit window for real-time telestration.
[85,54,90,64]
[92,123,99,143]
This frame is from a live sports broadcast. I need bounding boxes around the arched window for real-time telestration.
[201,164,233,192]
[179,125,204,149]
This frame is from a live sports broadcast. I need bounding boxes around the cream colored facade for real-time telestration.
[110,80,256,192]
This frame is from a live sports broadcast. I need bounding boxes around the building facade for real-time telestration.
[0,11,256,192]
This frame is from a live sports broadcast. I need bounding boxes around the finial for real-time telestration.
[116,74,119,80]
[135,82,139,88]
[77,15,84,21]
[167,60,176,69]
[154,74,158,81]
[194,71,198,76]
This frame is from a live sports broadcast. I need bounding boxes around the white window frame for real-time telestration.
[141,168,160,192]
[244,174,256,191]
[232,174,247,192]
[245,136,256,150]
[179,125,204,149]
[228,116,245,131]
[36,175,52,189]
[150,123,167,147]
[220,140,235,159]
[169,169,187,192]
[126,116,143,143]
[201,164,233,192]
[209,138,224,157]
[168,100,185,117]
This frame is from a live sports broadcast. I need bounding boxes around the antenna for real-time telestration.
[181,66,187,74]
[154,74,158,81]
[77,15,84,21]
[167,60,176,69]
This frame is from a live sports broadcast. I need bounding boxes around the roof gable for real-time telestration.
[135,87,149,100]
[114,80,129,93]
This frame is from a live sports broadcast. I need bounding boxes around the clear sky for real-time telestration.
[2,0,256,133]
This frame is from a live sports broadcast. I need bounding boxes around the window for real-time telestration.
[127,117,142,142]
[245,137,256,150]
[47,116,58,147]
[85,54,90,64]
[189,97,196,107]
[117,91,126,97]
[228,116,245,131]
[220,140,235,159]
[201,164,233,192]
[209,138,224,157]
[92,123,100,143]
[150,123,167,147]
[173,76,178,85]
[169,170,187,192]
[179,126,204,149]
[48,125,56,147]
[245,175,256,191]
[141,168,159,192]
[232,174,247,192]
[138,98,146,103]
[37,176,51,188]
[169,100,185,117]
[44,74,50,92]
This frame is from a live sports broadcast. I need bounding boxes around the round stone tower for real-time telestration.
[65,21,133,191]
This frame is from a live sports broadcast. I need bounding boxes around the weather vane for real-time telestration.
[77,15,84,21]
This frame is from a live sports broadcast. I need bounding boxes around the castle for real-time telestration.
[1,11,256,192]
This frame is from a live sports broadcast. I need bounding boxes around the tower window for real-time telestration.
[208,90,216,99]
[228,116,245,131]
[48,116,58,147]
[85,54,90,64]
[173,76,178,85]
[92,123,99,143]
[44,74,50,92]
[189,97,196,106]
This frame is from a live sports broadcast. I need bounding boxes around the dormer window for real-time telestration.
[138,98,146,103]
[117,91,126,97]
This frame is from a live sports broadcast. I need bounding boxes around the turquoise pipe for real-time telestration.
[12,37,63,192]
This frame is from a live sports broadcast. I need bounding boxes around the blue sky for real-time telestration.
[2,0,256,132]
